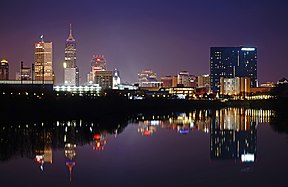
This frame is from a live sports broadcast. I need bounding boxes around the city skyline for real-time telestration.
[1,0,288,84]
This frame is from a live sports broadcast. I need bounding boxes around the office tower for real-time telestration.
[64,24,77,86]
[160,76,177,88]
[0,59,9,80]
[94,70,113,89]
[210,47,257,93]
[177,71,190,87]
[16,66,32,80]
[34,37,53,81]
[87,55,107,83]
[198,74,210,92]
[112,68,121,89]
[220,77,251,96]
[138,69,162,88]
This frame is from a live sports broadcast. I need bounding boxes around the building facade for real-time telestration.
[198,74,210,93]
[87,55,107,83]
[220,77,251,96]
[210,47,257,93]
[138,70,162,88]
[16,67,32,80]
[64,24,78,86]
[0,59,9,80]
[94,71,113,90]
[112,69,121,89]
[34,39,53,81]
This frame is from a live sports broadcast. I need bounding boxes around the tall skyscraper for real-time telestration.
[87,55,107,83]
[0,59,9,80]
[210,47,257,93]
[34,36,53,81]
[64,24,77,86]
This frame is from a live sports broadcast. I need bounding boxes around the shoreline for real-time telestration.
[0,96,285,121]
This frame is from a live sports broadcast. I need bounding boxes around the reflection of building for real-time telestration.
[93,133,107,150]
[137,121,158,136]
[64,122,77,182]
[34,38,53,81]
[0,59,9,80]
[210,47,257,93]
[35,130,53,171]
[210,108,257,162]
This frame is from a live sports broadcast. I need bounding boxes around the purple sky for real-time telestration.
[1,0,288,84]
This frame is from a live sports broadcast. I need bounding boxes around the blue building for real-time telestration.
[210,47,257,93]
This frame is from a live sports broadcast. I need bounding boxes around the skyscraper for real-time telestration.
[210,47,257,93]
[87,55,107,83]
[112,68,121,89]
[34,37,53,81]
[0,59,9,80]
[64,24,77,86]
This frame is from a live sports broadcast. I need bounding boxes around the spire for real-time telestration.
[66,24,75,42]
[70,24,72,36]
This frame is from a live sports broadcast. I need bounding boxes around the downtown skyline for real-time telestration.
[1,0,288,84]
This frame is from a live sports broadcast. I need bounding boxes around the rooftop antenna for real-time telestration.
[40,35,44,43]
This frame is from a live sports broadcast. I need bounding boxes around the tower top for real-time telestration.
[66,24,75,42]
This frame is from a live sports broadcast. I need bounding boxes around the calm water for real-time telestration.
[0,108,287,187]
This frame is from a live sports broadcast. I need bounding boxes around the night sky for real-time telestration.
[1,0,288,84]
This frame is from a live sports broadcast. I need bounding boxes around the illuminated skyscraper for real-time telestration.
[64,24,78,86]
[34,36,53,81]
[210,47,257,93]
[87,55,107,82]
[0,59,9,80]
[112,68,121,89]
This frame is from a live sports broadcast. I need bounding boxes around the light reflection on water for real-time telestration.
[0,108,286,186]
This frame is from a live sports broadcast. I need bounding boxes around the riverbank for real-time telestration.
[0,95,285,121]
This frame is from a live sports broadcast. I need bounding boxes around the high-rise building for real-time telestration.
[177,71,190,87]
[64,24,77,86]
[16,66,32,80]
[87,55,107,83]
[94,71,113,90]
[198,74,210,93]
[34,37,53,81]
[112,68,121,89]
[0,59,9,80]
[210,47,257,93]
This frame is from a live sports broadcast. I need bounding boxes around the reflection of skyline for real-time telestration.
[134,108,273,163]
[34,129,53,171]
[210,108,258,162]
[64,121,77,182]
[0,109,274,182]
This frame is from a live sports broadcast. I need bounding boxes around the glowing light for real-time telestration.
[241,48,255,51]
[93,134,101,140]
[241,154,255,162]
